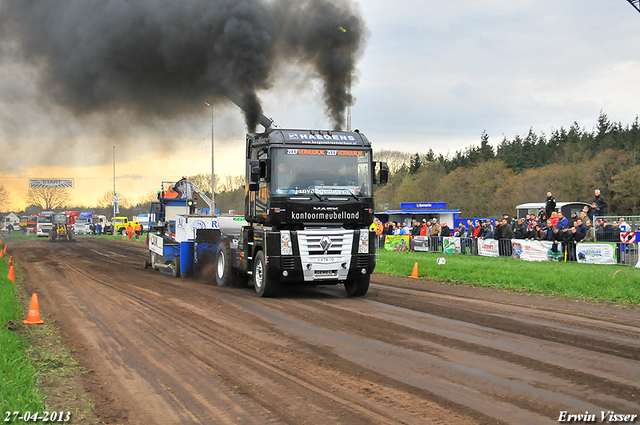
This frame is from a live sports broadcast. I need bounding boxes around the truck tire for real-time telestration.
[172,257,180,278]
[345,275,370,297]
[215,240,232,287]
[150,252,159,271]
[253,250,278,297]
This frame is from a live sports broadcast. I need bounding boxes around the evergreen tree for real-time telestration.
[409,153,422,175]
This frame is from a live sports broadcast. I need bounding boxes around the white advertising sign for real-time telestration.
[518,240,556,262]
[576,243,616,265]
[478,238,499,257]
[442,237,461,254]
[412,236,429,252]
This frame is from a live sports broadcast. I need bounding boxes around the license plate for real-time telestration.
[315,270,335,276]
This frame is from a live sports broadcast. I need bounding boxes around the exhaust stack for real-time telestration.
[226,91,278,132]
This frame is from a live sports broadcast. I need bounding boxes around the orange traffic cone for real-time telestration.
[0,249,4,258]
[409,262,419,278]
[7,256,12,267]
[23,293,44,325]
[7,265,14,283]
[3,245,7,255]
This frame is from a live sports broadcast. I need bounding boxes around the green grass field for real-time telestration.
[377,250,640,305]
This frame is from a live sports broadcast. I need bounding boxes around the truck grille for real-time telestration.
[296,230,354,256]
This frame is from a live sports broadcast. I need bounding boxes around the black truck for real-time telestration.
[215,122,388,297]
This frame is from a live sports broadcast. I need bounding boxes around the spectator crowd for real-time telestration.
[373,189,635,262]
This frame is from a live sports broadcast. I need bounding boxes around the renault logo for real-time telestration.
[319,236,333,254]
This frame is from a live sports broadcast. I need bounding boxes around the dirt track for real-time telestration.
[10,236,640,424]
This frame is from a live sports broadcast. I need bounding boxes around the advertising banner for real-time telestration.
[576,243,616,265]
[442,237,461,254]
[384,235,410,251]
[516,240,557,262]
[412,236,429,252]
[478,238,499,257]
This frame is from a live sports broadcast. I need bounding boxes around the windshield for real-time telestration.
[37,216,52,223]
[272,148,372,197]
[53,214,67,224]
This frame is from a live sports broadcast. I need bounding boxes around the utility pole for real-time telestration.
[205,102,215,213]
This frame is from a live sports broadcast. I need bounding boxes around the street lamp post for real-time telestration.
[204,102,215,213]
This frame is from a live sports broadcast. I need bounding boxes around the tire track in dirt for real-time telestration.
[11,237,640,424]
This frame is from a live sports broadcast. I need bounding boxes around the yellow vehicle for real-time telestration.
[49,213,74,241]
[111,217,129,235]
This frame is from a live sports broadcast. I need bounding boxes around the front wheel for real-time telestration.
[253,251,278,297]
[345,275,370,297]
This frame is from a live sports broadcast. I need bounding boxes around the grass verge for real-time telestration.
[0,252,98,422]
[0,259,45,413]
[377,250,640,305]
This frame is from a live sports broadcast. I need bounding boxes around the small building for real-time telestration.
[375,202,460,228]
[2,212,20,229]
[515,202,590,220]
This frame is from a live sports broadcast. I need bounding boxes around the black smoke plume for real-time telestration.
[0,0,367,132]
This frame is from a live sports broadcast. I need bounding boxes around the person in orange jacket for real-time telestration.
[134,222,142,239]
[126,223,133,240]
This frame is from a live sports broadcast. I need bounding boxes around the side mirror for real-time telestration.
[250,160,261,183]
[379,162,389,185]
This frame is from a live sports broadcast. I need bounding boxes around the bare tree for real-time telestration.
[96,191,132,210]
[0,185,12,211]
[25,187,71,210]
[373,150,413,174]
[219,175,244,192]
[188,173,244,194]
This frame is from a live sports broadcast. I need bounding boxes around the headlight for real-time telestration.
[358,229,369,253]
[281,230,293,255]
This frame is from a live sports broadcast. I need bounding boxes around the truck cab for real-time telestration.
[36,212,54,237]
[217,128,387,297]
[112,217,129,235]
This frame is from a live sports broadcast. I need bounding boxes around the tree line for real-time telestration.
[374,112,640,217]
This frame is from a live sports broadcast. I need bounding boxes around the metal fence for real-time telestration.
[378,234,639,266]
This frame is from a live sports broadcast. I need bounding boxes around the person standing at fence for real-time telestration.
[570,212,578,227]
[498,218,513,256]
[545,192,556,218]
[532,223,546,240]
[550,227,562,260]
[584,220,596,242]
[556,212,569,230]
[440,222,451,237]
[568,227,583,261]
[619,218,630,232]
[575,219,586,240]
[593,189,608,215]
[513,218,526,239]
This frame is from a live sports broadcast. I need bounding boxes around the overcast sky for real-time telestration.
[2,0,640,209]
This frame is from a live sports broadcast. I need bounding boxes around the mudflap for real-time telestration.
[195,228,222,268]
[180,241,195,277]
